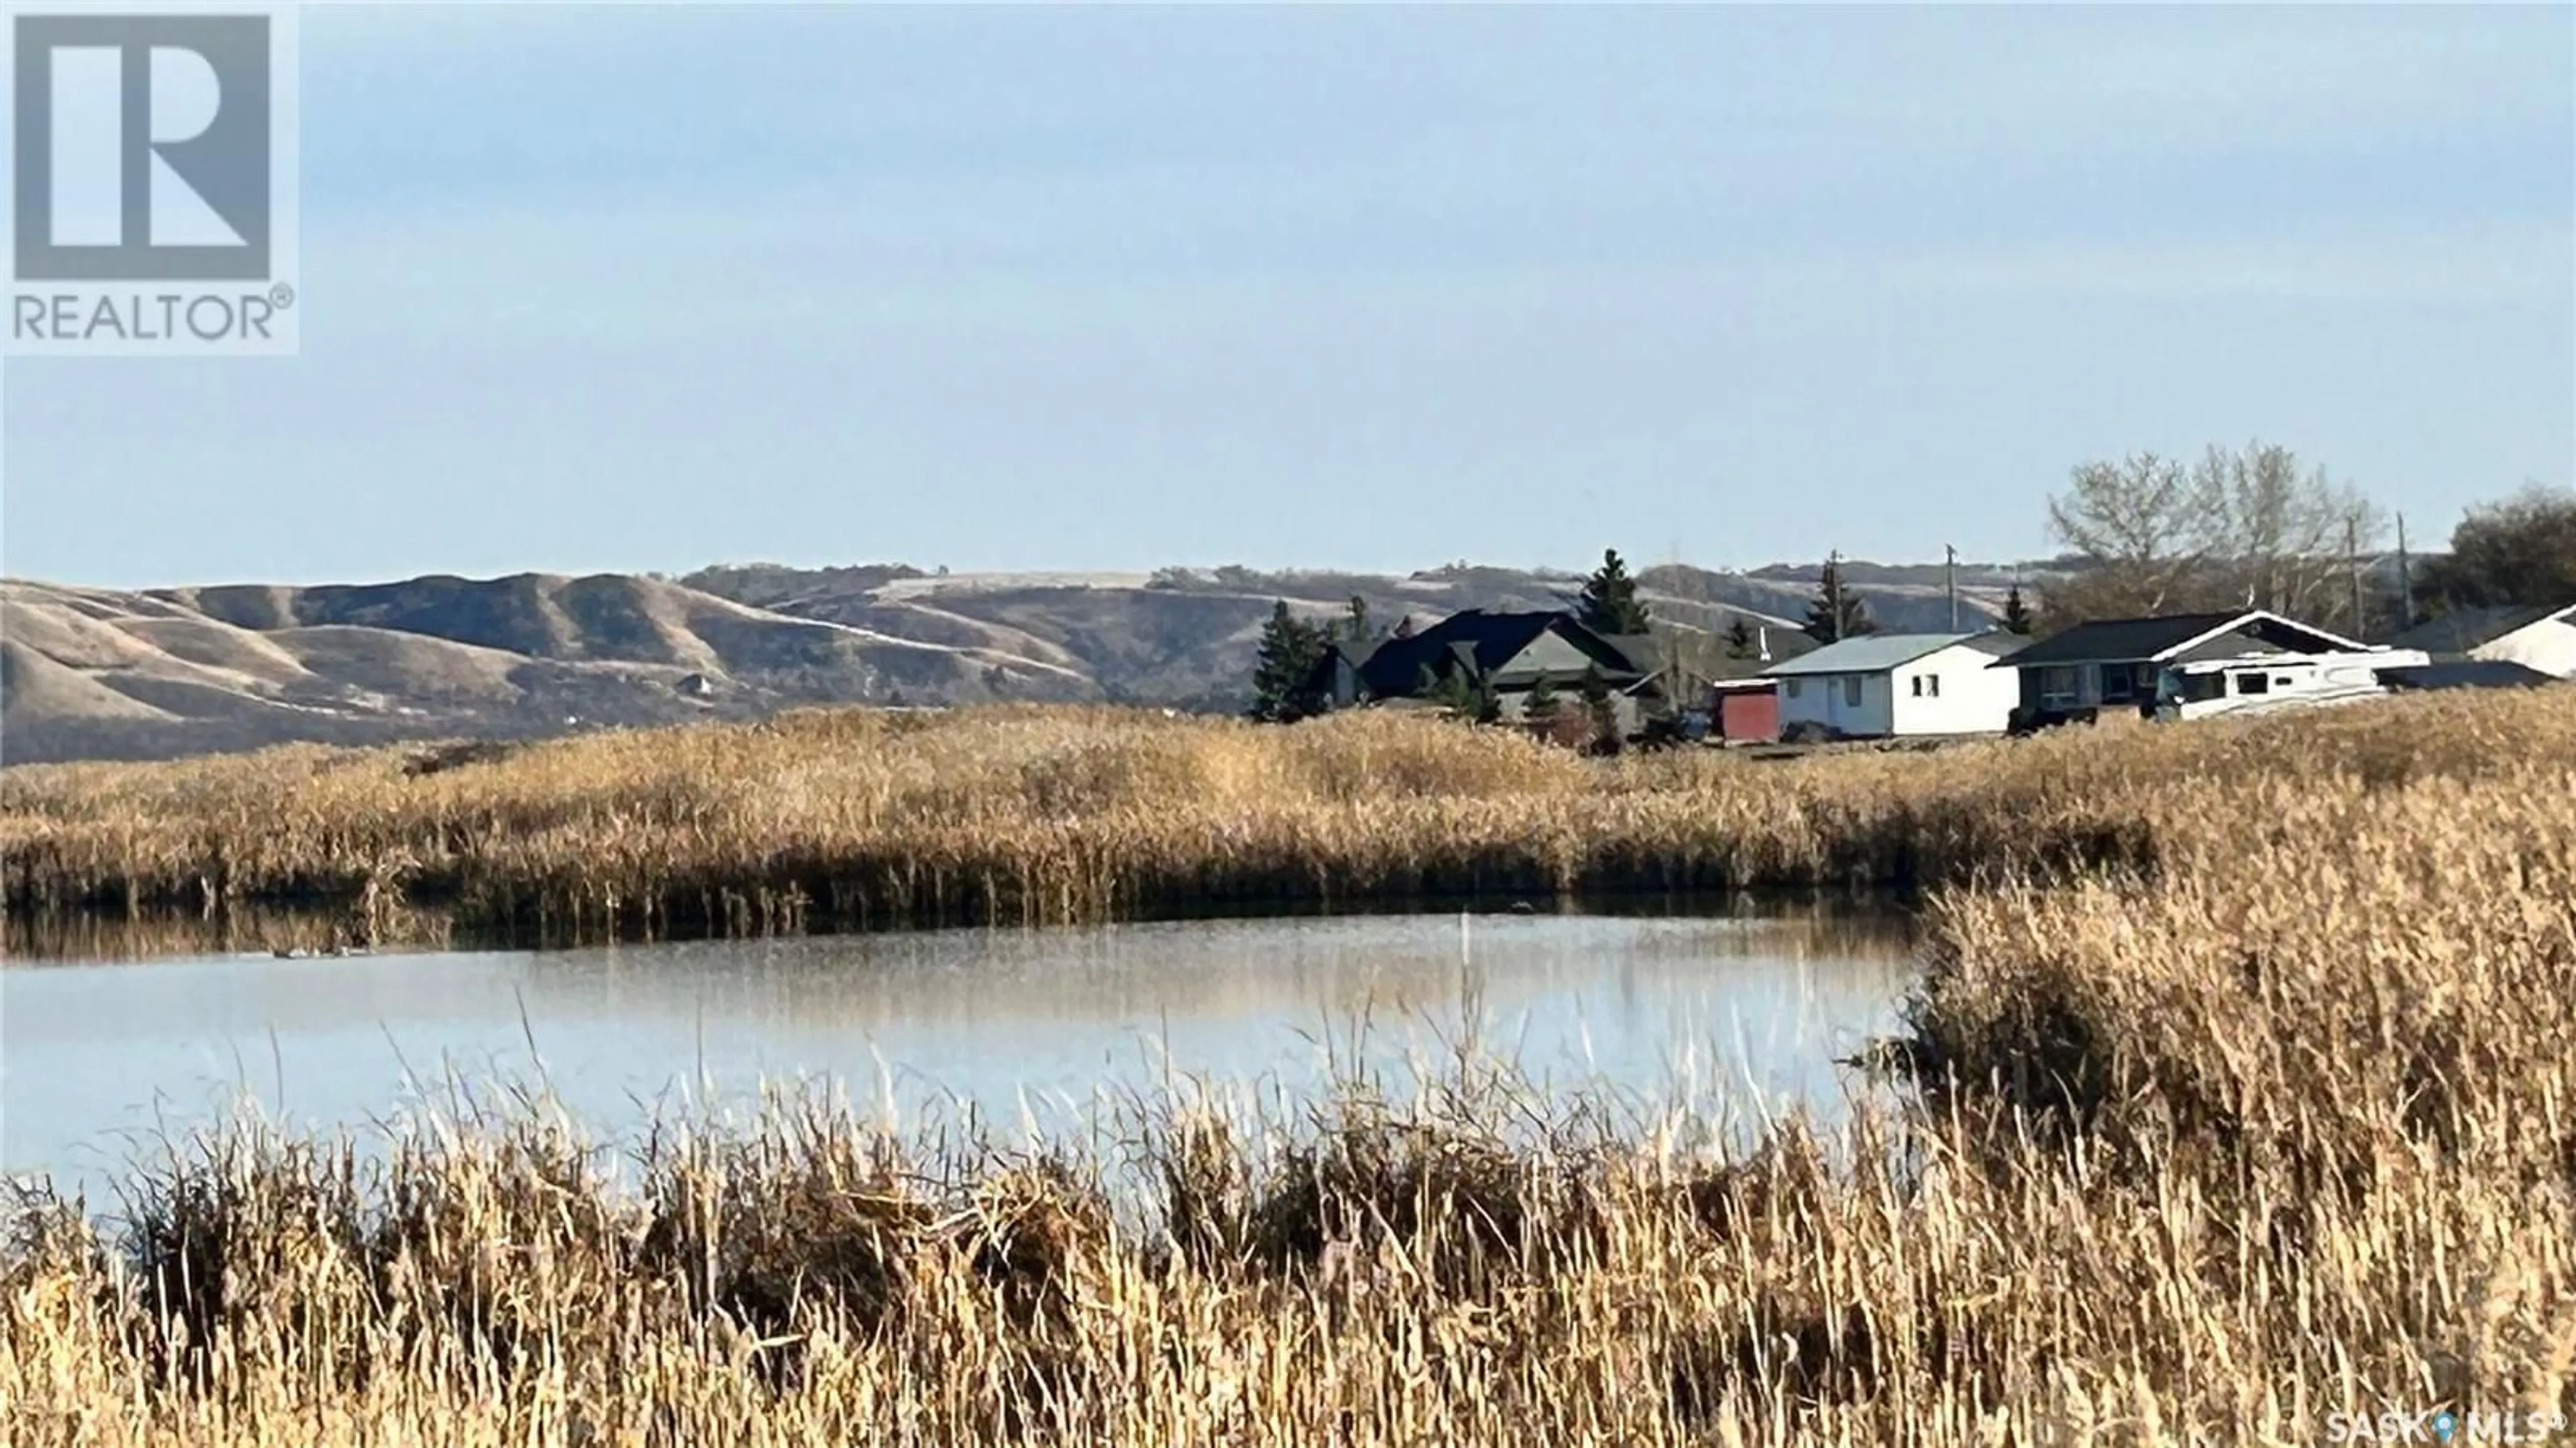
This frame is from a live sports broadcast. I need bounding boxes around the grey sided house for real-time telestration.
[1992,609,2376,731]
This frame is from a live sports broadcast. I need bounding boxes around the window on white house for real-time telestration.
[1912,674,1941,699]
[2236,672,2269,695]
[1843,676,1864,707]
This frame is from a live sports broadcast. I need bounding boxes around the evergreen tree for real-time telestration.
[1722,617,1758,659]
[1522,672,1560,725]
[1425,663,1478,717]
[1801,556,1874,643]
[1471,673,1503,725]
[1344,595,1371,643]
[1576,548,1652,635]
[2001,582,2035,635]
[1249,601,1331,722]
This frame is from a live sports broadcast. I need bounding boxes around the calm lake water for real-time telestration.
[3,910,1915,1196]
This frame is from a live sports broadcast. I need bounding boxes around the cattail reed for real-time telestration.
[5,692,2564,941]
[5,694,2573,1441]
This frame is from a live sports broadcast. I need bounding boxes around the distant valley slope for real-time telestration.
[2,559,2036,763]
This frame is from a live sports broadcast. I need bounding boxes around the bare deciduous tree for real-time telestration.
[2196,442,2383,631]
[2042,451,2218,622]
[2043,441,2385,630]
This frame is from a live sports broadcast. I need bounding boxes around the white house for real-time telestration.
[2387,603,2576,680]
[1761,632,2027,739]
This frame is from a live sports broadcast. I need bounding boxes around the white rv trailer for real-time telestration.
[2151,647,2430,722]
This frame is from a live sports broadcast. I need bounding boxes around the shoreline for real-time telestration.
[2,882,1923,965]
[14,694,2543,941]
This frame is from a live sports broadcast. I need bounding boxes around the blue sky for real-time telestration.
[5,3,2570,588]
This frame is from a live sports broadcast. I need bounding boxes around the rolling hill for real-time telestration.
[1,558,2031,763]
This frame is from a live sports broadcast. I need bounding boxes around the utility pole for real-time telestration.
[1945,544,1958,632]
[1827,550,1843,642]
[2396,513,2414,626]
[2346,516,2365,636]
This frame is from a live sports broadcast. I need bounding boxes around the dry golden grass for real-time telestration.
[4,691,2574,1442]
[7,692,2568,941]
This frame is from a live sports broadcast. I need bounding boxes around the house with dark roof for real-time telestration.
[1760,631,2028,739]
[1307,637,1381,712]
[2384,603,2576,680]
[1991,609,2381,730]
[1311,609,1670,737]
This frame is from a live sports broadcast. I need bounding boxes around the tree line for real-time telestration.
[2037,440,2572,634]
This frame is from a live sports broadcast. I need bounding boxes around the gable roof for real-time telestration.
[2385,603,2573,655]
[1295,635,1385,701]
[2169,627,2293,664]
[1598,633,1663,672]
[1354,609,1644,696]
[1760,632,2007,678]
[1996,610,2367,669]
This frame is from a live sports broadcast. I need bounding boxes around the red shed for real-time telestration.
[1707,680,1780,744]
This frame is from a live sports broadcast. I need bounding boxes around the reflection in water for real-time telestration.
[5,904,454,964]
[3,911,1916,1198]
